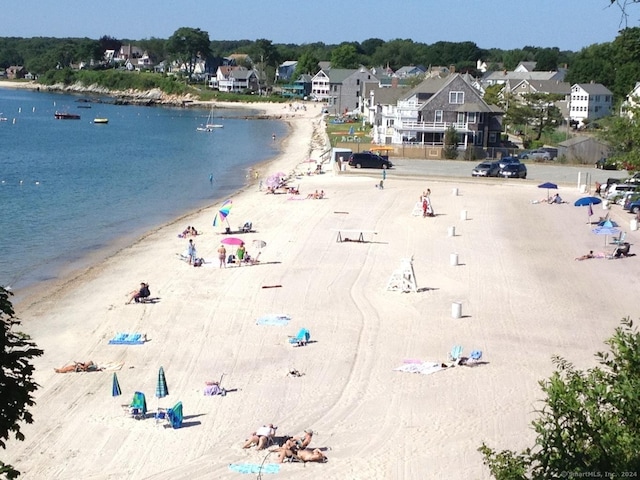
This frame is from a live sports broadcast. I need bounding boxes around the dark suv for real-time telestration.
[348,152,393,169]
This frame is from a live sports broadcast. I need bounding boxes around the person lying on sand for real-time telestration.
[292,429,313,449]
[55,361,100,373]
[295,448,328,463]
[204,381,226,396]
[243,424,277,450]
[575,250,594,261]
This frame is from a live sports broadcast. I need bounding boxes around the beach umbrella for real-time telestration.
[598,219,619,228]
[537,182,558,201]
[252,239,266,261]
[266,172,287,188]
[112,372,122,397]
[221,237,245,246]
[213,199,233,228]
[156,366,169,412]
[592,225,621,246]
[574,196,602,223]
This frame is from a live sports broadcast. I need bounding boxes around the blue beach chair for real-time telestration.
[448,345,464,364]
[165,401,183,429]
[288,328,310,346]
[127,391,147,419]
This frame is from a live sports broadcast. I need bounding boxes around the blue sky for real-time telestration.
[2,0,631,52]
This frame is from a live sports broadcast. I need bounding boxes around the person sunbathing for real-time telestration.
[296,448,328,463]
[575,250,594,261]
[273,438,298,462]
[126,282,150,304]
[204,381,226,396]
[292,429,313,449]
[243,424,277,450]
[55,361,99,373]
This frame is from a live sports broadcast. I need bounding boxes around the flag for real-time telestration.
[588,203,593,217]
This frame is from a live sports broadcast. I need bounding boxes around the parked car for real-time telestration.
[624,196,640,214]
[499,163,527,178]
[604,184,640,202]
[472,161,500,177]
[498,156,520,169]
[348,152,393,169]
[624,172,640,183]
[520,149,556,161]
[596,157,620,170]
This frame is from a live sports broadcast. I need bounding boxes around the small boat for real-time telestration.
[93,118,109,124]
[197,105,223,131]
[54,111,81,120]
[77,105,92,109]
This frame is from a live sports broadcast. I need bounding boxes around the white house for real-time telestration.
[621,82,640,119]
[570,83,613,127]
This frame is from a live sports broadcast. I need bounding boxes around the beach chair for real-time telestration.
[126,391,147,419]
[465,350,483,365]
[165,401,183,429]
[612,231,626,245]
[448,345,464,364]
[288,328,310,346]
[240,221,253,233]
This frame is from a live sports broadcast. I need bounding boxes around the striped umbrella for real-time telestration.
[156,366,169,399]
[111,372,122,397]
[213,199,233,228]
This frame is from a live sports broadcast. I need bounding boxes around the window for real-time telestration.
[434,110,443,122]
[457,112,465,124]
[449,91,464,104]
[468,112,477,123]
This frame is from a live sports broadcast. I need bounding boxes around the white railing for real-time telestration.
[398,121,469,132]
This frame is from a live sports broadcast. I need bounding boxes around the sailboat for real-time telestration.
[196,105,223,131]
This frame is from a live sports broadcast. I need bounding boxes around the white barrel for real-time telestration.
[580,184,587,193]
[631,219,638,231]
[451,302,462,319]
[460,210,467,220]
[603,200,609,210]
[450,253,459,266]
[452,187,459,196]
[448,226,456,237]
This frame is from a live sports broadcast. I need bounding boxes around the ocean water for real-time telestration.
[0,88,287,298]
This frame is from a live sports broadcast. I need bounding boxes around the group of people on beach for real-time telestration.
[242,425,327,463]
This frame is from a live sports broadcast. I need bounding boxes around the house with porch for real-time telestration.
[310,67,379,113]
[569,83,613,127]
[214,66,260,92]
[385,73,503,148]
[503,79,571,118]
[281,74,312,98]
[276,61,298,82]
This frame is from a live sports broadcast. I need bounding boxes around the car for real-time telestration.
[521,149,555,161]
[498,156,520,169]
[472,161,500,177]
[625,197,640,214]
[624,172,640,183]
[347,152,393,169]
[499,163,527,178]
[596,157,620,170]
[604,184,640,202]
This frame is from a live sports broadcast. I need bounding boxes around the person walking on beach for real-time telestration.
[218,244,227,268]
[187,239,197,265]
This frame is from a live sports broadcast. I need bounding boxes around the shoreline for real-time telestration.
[11,97,318,313]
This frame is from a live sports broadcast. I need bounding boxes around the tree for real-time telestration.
[483,84,505,109]
[507,92,564,141]
[599,106,640,172]
[166,27,211,76]
[480,318,640,479]
[0,286,44,479]
[330,44,359,69]
[293,51,320,77]
[443,126,459,159]
[534,48,559,71]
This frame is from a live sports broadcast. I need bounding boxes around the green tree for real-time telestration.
[330,44,359,69]
[293,51,320,77]
[0,286,44,479]
[166,27,211,76]
[599,106,640,172]
[483,84,505,109]
[443,126,458,159]
[480,318,640,479]
[534,48,559,71]
[507,92,564,141]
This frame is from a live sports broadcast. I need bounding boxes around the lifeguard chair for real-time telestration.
[386,257,417,292]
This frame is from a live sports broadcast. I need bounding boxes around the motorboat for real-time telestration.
[54,111,81,120]
[93,118,109,124]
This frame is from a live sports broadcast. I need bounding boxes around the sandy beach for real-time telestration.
[5,95,640,479]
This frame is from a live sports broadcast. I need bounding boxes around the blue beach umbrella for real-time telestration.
[592,225,621,246]
[537,182,558,201]
[112,372,122,397]
[156,366,169,400]
[574,196,602,223]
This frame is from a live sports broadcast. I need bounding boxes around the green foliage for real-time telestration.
[483,84,505,109]
[598,107,640,172]
[480,318,640,479]
[507,93,564,141]
[443,126,459,159]
[0,286,44,479]
[293,51,320,77]
[166,27,211,75]
[330,44,360,69]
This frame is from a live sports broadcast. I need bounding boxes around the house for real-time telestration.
[395,65,427,77]
[620,82,640,119]
[117,45,143,61]
[389,73,504,148]
[363,84,412,143]
[557,135,610,164]
[504,79,571,118]
[482,69,565,87]
[514,61,537,73]
[6,66,26,80]
[215,66,260,92]
[310,67,379,113]
[225,54,253,67]
[137,51,154,70]
[569,83,613,127]
[276,61,298,82]
[281,74,312,98]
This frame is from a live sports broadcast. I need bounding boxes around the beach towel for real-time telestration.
[228,463,280,474]
[256,314,291,326]
[394,362,444,375]
[108,333,146,345]
[99,361,125,371]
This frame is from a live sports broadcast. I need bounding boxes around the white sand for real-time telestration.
[5,98,640,480]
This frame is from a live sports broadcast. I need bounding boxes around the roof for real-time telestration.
[574,83,613,95]
[514,79,571,95]
[418,74,500,113]
[484,71,562,82]
[365,85,412,105]
[400,76,450,101]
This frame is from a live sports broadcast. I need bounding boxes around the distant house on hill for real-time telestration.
[276,61,298,82]
[569,83,613,127]
[311,67,379,113]
[6,66,26,79]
